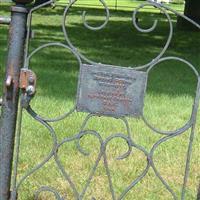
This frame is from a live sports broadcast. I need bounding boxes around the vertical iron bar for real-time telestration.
[181,79,200,200]
[0,4,28,200]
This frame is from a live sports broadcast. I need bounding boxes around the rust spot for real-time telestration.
[19,69,36,91]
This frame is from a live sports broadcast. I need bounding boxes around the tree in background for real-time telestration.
[177,0,200,29]
[184,0,200,24]
[34,0,48,6]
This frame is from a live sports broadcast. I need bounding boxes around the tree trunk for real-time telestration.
[184,0,200,23]
[34,0,49,6]
[177,0,200,30]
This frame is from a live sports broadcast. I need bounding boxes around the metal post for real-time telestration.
[0,0,32,199]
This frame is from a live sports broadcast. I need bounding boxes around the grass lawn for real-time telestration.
[56,0,184,12]
[0,1,200,200]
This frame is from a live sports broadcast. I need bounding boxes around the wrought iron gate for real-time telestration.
[0,0,200,199]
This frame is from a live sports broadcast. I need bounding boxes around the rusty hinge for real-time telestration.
[19,69,37,109]
[19,69,36,96]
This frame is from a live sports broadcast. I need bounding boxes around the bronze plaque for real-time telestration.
[76,64,147,117]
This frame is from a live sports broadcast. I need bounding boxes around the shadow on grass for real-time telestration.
[0,6,200,101]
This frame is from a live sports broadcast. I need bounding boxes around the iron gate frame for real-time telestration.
[0,0,200,199]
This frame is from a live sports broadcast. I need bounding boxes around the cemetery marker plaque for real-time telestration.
[77,64,147,117]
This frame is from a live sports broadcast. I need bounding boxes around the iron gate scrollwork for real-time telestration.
[1,0,200,199]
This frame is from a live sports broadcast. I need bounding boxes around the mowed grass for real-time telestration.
[0,2,200,200]
[56,0,184,12]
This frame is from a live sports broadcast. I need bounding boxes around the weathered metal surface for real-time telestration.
[19,69,37,109]
[0,3,28,200]
[19,69,36,92]
[77,64,147,117]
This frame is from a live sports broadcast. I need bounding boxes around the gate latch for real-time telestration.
[19,69,36,108]
[20,68,36,95]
